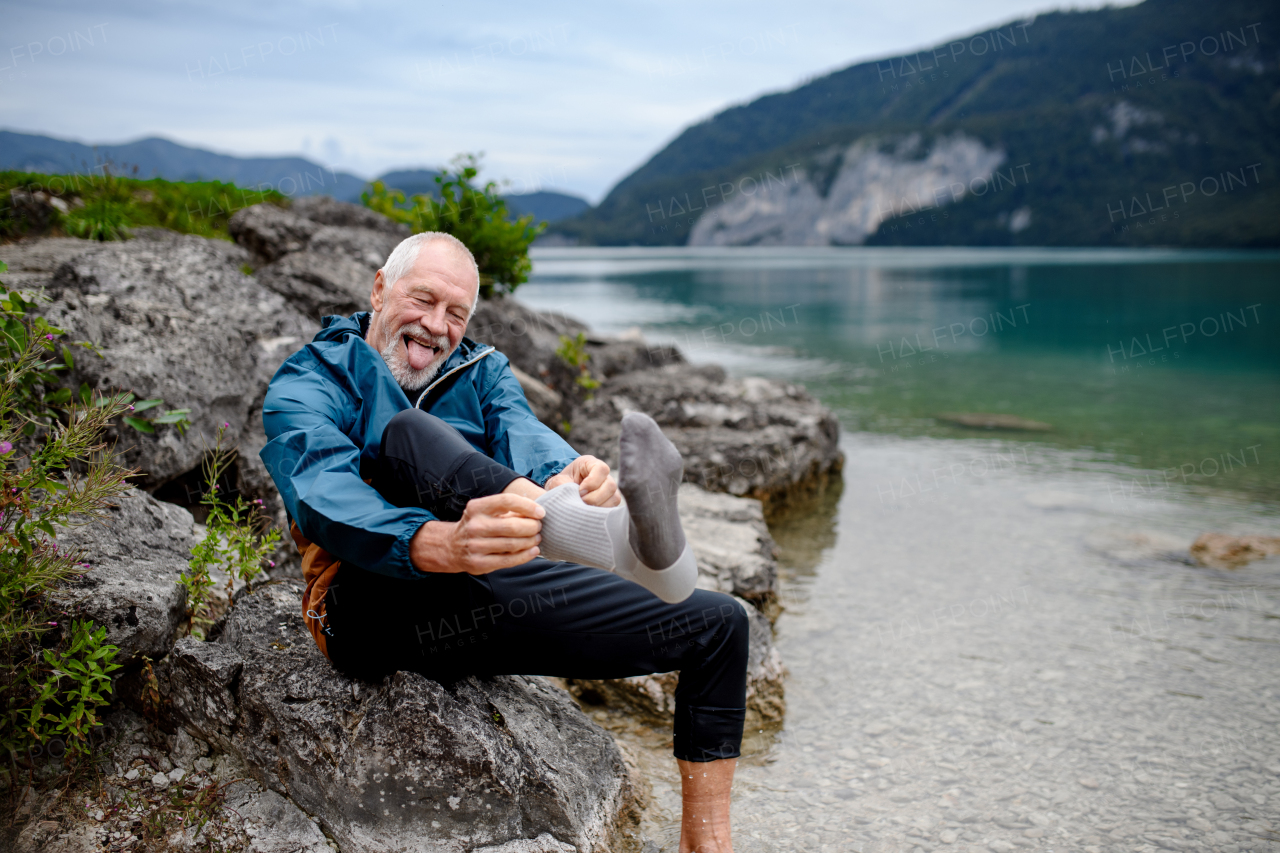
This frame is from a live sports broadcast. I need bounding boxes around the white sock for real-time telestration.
[535,483,698,603]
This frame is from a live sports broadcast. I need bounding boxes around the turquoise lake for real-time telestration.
[523,247,1280,505]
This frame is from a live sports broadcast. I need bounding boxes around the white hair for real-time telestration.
[380,231,480,316]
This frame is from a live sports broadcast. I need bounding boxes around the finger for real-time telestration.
[467,535,541,556]
[468,515,542,539]
[578,461,610,496]
[582,477,619,507]
[468,493,545,519]
[464,546,542,574]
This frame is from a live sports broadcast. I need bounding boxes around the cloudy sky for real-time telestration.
[1,0,1134,202]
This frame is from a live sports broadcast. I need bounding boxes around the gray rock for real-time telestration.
[221,780,332,853]
[255,249,373,320]
[291,195,411,236]
[307,224,404,271]
[168,583,637,853]
[678,483,779,607]
[27,231,317,489]
[510,364,565,426]
[48,487,195,666]
[570,363,843,507]
[229,203,319,263]
[469,296,682,404]
[567,594,785,730]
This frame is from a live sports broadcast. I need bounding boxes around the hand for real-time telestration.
[545,455,621,507]
[409,494,544,575]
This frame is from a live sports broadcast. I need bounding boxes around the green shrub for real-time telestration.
[180,423,281,639]
[0,265,139,765]
[362,154,545,298]
[556,332,601,395]
[0,169,287,242]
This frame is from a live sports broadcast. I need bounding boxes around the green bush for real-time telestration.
[0,169,288,242]
[0,264,137,765]
[362,154,545,298]
[180,423,281,640]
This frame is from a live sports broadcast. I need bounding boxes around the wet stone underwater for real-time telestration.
[586,433,1280,853]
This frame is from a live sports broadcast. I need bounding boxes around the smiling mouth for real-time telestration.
[403,334,443,370]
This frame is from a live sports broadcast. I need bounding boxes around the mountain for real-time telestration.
[0,131,369,202]
[504,191,591,224]
[550,0,1279,247]
[1,133,592,224]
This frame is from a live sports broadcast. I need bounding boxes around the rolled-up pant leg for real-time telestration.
[327,408,751,761]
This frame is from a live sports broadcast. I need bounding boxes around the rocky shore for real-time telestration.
[0,198,842,852]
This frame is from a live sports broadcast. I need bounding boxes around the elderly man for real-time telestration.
[261,231,747,853]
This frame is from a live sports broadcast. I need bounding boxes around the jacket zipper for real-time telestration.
[413,345,496,409]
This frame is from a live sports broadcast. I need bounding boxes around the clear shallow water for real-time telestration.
[520,248,1280,852]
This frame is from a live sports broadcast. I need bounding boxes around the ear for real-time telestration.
[371,269,387,312]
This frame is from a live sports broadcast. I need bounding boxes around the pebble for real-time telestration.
[123,768,139,781]
[150,772,168,788]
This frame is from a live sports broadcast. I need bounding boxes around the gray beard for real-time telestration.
[374,316,454,394]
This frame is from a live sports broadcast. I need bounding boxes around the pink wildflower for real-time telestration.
[44,333,54,340]
[268,560,276,568]
[0,441,11,453]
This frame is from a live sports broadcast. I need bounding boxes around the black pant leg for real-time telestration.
[417,559,751,761]
[371,408,526,520]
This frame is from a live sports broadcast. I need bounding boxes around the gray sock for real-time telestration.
[616,411,687,570]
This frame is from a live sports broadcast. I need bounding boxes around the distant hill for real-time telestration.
[0,133,591,224]
[550,0,1279,247]
[0,131,369,202]
[504,191,591,224]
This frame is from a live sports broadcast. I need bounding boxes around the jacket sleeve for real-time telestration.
[479,355,579,486]
[260,358,436,581]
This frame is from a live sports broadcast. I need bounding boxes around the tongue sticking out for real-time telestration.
[405,336,436,370]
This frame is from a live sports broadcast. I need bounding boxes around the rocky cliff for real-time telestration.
[688,133,1007,246]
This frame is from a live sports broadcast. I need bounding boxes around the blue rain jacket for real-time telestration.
[260,311,578,580]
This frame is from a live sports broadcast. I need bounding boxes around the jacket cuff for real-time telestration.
[392,510,438,579]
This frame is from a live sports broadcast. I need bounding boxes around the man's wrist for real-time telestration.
[409,519,455,574]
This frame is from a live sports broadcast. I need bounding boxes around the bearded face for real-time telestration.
[366,241,477,395]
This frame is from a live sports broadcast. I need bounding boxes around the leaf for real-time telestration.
[153,409,191,424]
[131,398,163,412]
[44,387,72,405]
[78,382,92,405]
[123,416,155,433]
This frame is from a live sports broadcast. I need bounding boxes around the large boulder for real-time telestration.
[291,195,412,236]
[48,487,195,668]
[7,230,318,491]
[571,363,842,508]
[468,297,840,507]
[230,201,408,321]
[166,583,638,853]
[678,484,778,608]
[469,296,681,405]
[227,204,319,263]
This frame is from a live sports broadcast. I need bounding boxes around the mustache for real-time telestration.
[395,323,450,351]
